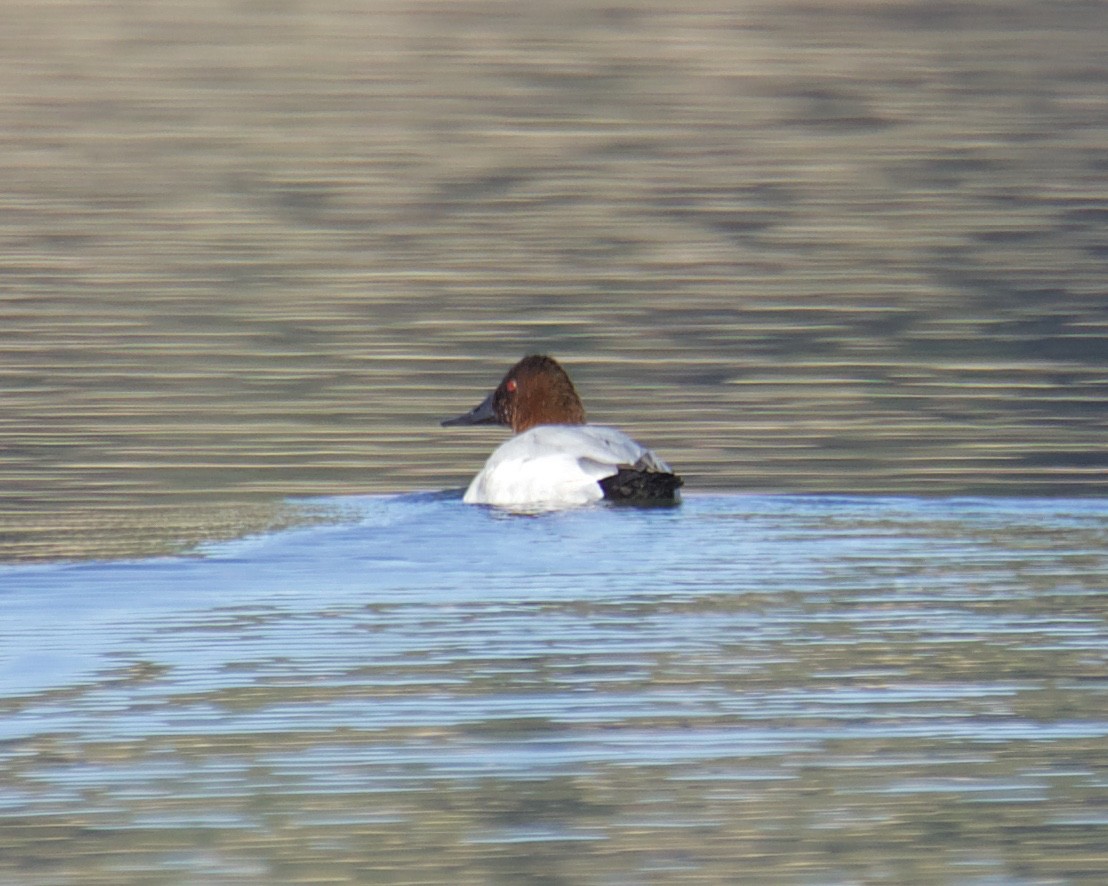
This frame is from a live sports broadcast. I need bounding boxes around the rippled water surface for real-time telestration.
[1,2,1106,877]
[2,494,1105,883]
[2,0,1106,560]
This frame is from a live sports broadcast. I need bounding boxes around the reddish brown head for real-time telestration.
[442,355,587,434]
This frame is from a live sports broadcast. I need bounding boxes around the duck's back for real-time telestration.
[462,424,679,508]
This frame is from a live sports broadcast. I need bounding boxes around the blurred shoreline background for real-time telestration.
[1,0,1105,561]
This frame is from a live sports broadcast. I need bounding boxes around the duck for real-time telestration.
[442,355,682,509]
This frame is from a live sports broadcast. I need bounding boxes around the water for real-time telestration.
[2,494,1105,883]
[1,0,1106,561]
[1,1,1106,879]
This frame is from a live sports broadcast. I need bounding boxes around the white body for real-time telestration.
[463,424,672,509]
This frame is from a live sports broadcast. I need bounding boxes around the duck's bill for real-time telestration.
[441,391,497,426]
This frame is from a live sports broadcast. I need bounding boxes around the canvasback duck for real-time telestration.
[442,355,682,508]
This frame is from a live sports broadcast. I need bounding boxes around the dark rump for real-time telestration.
[598,469,683,506]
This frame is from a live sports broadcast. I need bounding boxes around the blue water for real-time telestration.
[1,494,1106,883]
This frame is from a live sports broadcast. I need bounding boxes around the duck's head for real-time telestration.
[442,355,587,434]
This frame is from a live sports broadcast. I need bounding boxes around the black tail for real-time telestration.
[599,469,683,506]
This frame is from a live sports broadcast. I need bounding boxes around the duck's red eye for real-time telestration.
[505,379,517,393]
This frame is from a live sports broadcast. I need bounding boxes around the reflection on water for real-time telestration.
[1,495,1106,883]
[1,1,1106,560]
